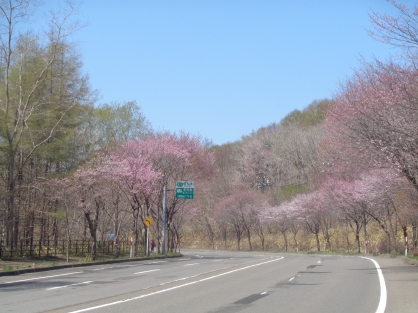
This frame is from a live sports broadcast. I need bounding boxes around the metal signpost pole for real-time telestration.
[129,234,133,258]
[146,227,149,256]
[162,185,167,255]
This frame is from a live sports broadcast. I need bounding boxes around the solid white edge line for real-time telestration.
[1,271,83,285]
[68,257,284,313]
[134,269,160,275]
[360,257,387,313]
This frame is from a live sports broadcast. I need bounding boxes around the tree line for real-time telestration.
[183,0,418,255]
[2,0,418,261]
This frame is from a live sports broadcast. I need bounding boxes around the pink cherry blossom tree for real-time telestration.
[319,167,406,253]
[64,159,111,261]
[128,132,216,253]
[369,0,418,59]
[324,60,418,192]
[259,204,293,251]
[215,189,267,251]
[292,191,329,252]
[105,140,161,256]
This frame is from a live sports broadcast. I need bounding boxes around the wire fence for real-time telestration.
[0,239,135,260]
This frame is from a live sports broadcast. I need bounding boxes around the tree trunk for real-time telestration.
[85,212,98,261]
[412,222,417,254]
[355,231,360,253]
[132,209,140,256]
[292,228,299,252]
[234,225,241,251]
[282,231,288,252]
[245,227,252,251]
[205,218,215,249]
[113,210,119,259]
[85,201,99,261]
[257,225,265,251]
[363,213,368,254]
[315,232,320,252]
[7,150,16,246]
[221,227,228,249]
[389,217,397,254]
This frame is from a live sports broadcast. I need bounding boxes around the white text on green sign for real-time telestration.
[176,181,194,199]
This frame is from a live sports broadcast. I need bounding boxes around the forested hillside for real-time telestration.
[1,0,418,260]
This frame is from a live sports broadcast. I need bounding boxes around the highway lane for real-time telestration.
[0,250,416,313]
[0,252,274,312]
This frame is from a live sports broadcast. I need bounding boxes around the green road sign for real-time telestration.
[176,181,194,199]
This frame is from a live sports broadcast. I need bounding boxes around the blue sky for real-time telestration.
[45,1,405,145]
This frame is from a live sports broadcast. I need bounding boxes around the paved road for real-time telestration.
[0,250,417,313]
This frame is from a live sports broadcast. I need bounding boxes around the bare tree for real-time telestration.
[0,0,92,245]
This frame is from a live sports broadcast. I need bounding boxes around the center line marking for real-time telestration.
[184,263,199,266]
[134,269,160,275]
[1,271,83,285]
[47,281,93,290]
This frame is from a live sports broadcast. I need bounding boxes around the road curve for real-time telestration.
[0,250,417,313]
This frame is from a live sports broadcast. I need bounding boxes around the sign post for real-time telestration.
[129,232,133,258]
[162,186,167,254]
[162,182,194,255]
[143,217,154,256]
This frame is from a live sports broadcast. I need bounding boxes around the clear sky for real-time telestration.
[44,0,405,145]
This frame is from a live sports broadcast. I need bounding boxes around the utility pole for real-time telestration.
[162,185,167,254]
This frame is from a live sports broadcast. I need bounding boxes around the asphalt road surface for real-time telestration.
[1,249,417,313]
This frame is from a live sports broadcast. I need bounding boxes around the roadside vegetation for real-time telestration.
[1,0,418,263]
